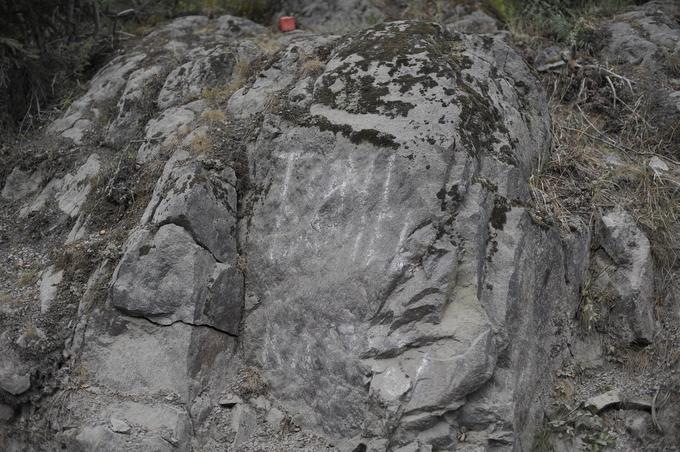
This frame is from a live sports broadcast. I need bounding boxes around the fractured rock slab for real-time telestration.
[110,224,242,334]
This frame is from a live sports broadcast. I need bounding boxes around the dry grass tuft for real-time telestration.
[190,133,214,155]
[0,291,20,305]
[256,35,282,56]
[22,321,41,340]
[202,59,252,106]
[299,56,325,78]
[202,82,241,106]
[236,254,247,274]
[18,269,38,286]
[623,346,651,375]
[201,109,226,125]
[238,366,268,397]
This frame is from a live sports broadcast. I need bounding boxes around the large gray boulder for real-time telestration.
[0,14,595,452]
[233,21,586,450]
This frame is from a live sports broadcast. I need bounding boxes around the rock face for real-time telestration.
[0,12,597,452]
[111,150,242,333]
[592,210,656,344]
[231,21,587,449]
[604,1,680,70]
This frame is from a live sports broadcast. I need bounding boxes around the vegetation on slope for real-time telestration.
[0,0,280,132]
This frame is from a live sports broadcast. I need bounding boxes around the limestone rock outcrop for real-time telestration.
[0,9,633,452]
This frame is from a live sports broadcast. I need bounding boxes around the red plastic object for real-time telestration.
[278,16,296,32]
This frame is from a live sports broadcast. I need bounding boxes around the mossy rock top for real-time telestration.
[306,20,534,163]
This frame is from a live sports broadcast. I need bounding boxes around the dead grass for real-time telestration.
[623,345,651,376]
[22,321,41,339]
[298,56,325,78]
[18,268,38,286]
[201,109,226,125]
[189,133,214,155]
[238,366,268,397]
[202,59,252,106]
[529,71,680,271]
[0,291,19,305]
[554,378,576,401]
[255,34,282,56]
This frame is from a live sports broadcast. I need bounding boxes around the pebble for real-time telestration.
[110,417,131,434]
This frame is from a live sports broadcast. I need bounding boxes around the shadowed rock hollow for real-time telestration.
[3,5,678,451]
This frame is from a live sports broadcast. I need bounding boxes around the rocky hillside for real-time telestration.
[1,1,679,451]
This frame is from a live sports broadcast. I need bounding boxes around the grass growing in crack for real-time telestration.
[237,366,268,397]
[201,109,226,125]
[202,59,252,107]
[255,34,283,56]
[298,56,325,78]
[189,132,215,155]
[576,267,616,333]
[236,254,247,274]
